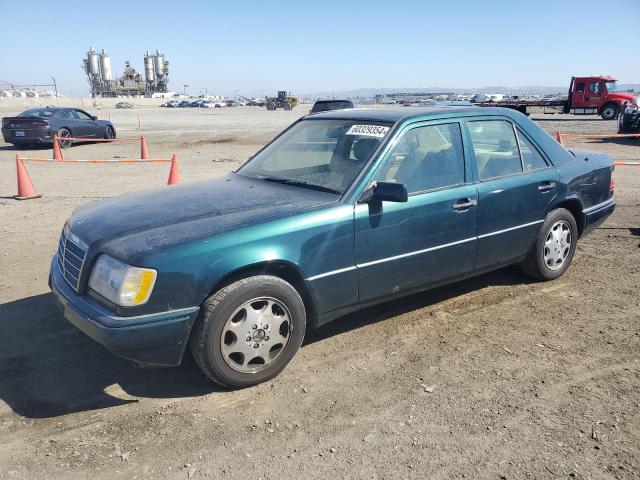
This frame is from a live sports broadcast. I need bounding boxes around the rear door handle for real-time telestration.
[452,198,477,210]
[538,181,557,192]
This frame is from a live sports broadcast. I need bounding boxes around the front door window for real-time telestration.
[373,123,465,192]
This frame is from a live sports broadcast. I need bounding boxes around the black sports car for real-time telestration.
[1,107,116,148]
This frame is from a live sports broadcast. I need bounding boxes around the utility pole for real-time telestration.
[51,77,58,99]
[183,84,189,96]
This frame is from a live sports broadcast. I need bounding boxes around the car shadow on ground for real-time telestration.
[0,145,52,151]
[0,266,533,419]
[533,117,611,122]
[588,138,640,146]
[0,142,102,152]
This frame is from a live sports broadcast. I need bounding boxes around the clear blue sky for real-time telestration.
[0,0,638,96]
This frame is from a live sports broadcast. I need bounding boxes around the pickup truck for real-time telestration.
[50,107,615,387]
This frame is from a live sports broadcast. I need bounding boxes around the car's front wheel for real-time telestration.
[190,275,306,388]
[105,126,115,139]
[521,208,578,280]
[600,103,619,120]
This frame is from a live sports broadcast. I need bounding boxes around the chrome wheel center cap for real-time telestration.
[252,329,266,342]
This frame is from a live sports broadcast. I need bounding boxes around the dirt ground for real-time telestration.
[0,101,639,480]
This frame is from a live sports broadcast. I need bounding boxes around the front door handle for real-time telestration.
[452,198,477,211]
[538,181,557,192]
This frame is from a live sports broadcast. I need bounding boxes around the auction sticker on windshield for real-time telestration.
[346,124,390,138]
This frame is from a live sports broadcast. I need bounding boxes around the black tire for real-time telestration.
[283,101,292,111]
[266,101,277,111]
[520,208,578,281]
[57,128,72,148]
[190,275,306,388]
[105,126,116,139]
[618,112,634,134]
[600,103,619,121]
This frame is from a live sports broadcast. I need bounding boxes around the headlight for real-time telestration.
[88,254,157,307]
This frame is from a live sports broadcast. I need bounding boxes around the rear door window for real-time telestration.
[468,120,522,180]
[60,110,77,120]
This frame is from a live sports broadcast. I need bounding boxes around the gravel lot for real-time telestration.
[1,100,639,480]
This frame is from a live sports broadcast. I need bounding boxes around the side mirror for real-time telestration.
[359,181,408,203]
[91,115,97,120]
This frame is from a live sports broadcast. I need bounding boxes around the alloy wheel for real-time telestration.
[543,220,572,271]
[220,297,292,373]
[58,129,72,148]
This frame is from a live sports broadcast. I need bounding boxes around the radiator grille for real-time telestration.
[57,229,87,292]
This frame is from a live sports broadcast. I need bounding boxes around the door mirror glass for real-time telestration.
[359,181,408,203]
[91,115,97,120]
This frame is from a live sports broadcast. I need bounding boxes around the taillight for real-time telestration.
[609,178,615,193]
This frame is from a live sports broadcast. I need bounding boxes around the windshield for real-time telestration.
[19,109,57,118]
[237,119,392,194]
[605,81,618,92]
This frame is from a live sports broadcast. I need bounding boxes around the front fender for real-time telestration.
[138,205,358,319]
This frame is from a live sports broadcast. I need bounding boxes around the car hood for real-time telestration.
[66,173,339,259]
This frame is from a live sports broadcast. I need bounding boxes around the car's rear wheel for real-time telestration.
[190,275,306,388]
[57,128,73,148]
[520,208,578,280]
[105,126,115,139]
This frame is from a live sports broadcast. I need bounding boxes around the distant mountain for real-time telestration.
[302,83,639,99]
[620,84,640,92]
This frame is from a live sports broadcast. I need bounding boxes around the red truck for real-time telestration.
[476,76,638,120]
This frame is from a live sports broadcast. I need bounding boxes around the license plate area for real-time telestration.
[15,131,25,137]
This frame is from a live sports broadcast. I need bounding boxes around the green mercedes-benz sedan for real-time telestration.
[50,107,615,387]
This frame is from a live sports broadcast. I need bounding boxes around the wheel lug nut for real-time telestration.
[265,336,270,341]
[252,325,257,330]
[264,324,269,329]
[254,343,259,348]
[246,336,251,341]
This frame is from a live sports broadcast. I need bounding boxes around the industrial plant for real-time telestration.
[83,47,170,97]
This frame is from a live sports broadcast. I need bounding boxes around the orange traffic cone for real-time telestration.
[140,136,149,160]
[15,155,41,200]
[556,131,563,145]
[167,154,180,185]
[52,135,64,160]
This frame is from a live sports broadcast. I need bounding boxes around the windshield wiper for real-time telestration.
[259,176,341,195]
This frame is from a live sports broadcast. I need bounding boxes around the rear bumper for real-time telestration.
[2,127,52,144]
[582,197,615,236]
[49,257,200,367]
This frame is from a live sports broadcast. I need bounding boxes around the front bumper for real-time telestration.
[49,257,200,367]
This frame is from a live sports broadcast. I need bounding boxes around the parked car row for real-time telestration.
[161,99,243,108]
